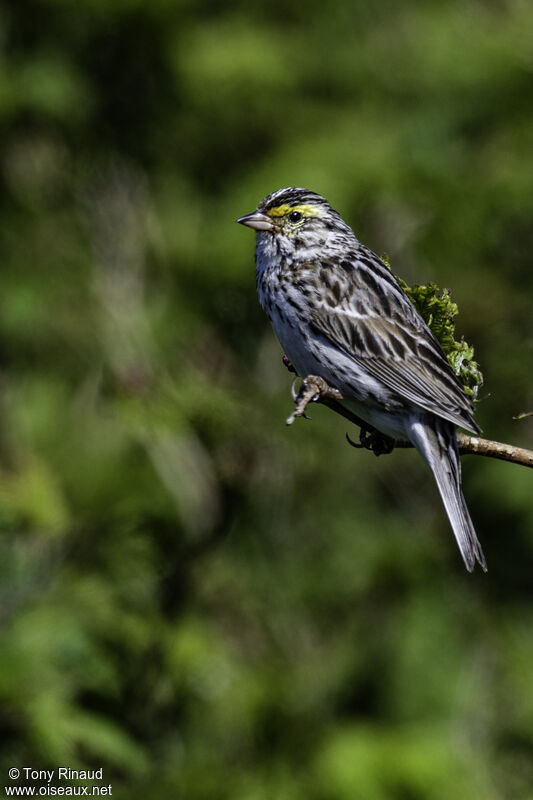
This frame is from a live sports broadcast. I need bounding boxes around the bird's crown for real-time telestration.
[259,187,331,220]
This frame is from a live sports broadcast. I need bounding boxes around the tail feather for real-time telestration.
[407,416,487,572]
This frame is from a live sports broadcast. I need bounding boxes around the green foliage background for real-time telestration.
[1,1,532,797]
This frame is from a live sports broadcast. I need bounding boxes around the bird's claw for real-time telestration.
[286,374,394,455]
[290,377,300,402]
[346,427,395,456]
[286,375,339,426]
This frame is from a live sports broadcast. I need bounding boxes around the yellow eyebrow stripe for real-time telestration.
[266,204,318,218]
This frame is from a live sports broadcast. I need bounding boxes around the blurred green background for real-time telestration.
[1,1,532,798]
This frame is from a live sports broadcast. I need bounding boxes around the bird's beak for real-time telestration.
[236,211,274,231]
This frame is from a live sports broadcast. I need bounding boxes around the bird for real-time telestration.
[237,187,486,572]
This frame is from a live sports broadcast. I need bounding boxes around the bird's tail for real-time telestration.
[407,416,487,572]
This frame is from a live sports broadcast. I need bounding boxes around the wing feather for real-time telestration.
[309,251,480,434]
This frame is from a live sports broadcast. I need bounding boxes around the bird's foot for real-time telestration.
[286,375,344,426]
[346,427,395,456]
[285,371,396,456]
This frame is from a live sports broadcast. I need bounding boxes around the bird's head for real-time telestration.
[237,187,349,245]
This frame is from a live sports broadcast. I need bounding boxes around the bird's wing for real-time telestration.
[308,249,480,434]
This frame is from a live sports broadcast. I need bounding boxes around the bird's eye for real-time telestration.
[289,211,302,223]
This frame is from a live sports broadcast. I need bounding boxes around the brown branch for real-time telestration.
[456,433,533,468]
[286,373,533,469]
